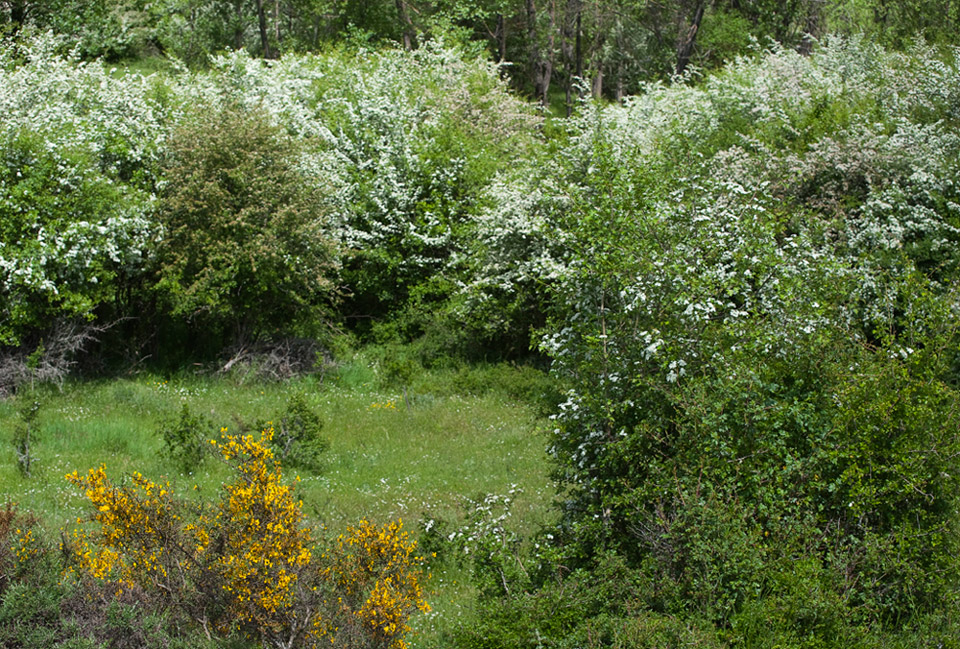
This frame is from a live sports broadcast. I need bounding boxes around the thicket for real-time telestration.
[3,22,960,649]
[155,100,338,345]
[0,34,538,382]
[453,36,960,647]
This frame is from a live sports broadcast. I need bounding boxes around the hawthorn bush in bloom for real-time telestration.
[0,34,166,348]
[66,429,429,649]
[1,34,539,369]
[165,42,538,339]
[462,36,960,646]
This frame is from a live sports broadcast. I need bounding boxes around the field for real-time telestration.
[0,358,557,647]
[4,22,960,648]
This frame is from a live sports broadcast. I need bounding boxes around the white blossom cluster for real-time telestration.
[470,36,960,489]
[0,34,167,344]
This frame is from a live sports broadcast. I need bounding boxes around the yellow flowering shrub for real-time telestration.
[1,502,44,585]
[209,428,314,639]
[329,519,430,649]
[65,466,180,586]
[65,429,429,649]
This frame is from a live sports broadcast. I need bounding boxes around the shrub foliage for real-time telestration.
[155,101,338,346]
[458,36,960,646]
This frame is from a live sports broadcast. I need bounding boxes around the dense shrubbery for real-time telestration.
[298,43,538,340]
[168,43,536,343]
[156,100,338,345]
[159,393,328,475]
[3,26,960,649]
[0,34,537,378]
[66,429,428,648]
[456,36,960,646]
[0,501,218,649]
[0,36,164,349]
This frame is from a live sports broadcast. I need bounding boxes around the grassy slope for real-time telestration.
[0,361,556,648]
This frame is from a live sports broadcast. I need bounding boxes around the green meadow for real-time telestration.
[1,359,557,647]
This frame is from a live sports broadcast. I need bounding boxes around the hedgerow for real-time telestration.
[3,27,960,649]
[459,35,960,646]
[0,34,539,375]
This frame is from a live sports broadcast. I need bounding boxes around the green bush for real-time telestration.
[459,551,726,649]
[155,101,338,348]
[303,43,539,343]
[0,510,221,649]
[161,394,328,475]
[0,506,62,648]
[158,402,215,474]
[11,397,39,477]
[459,38,960,649]
[267,392,329,473]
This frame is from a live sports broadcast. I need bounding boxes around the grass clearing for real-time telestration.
[0,361,557,648]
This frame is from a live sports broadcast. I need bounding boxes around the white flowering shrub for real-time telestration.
[0,35,168,346]
[307,43,537,330]
[454,171,570,349]
[482,36,960,640]
[170,42,538,335]
[0,35,537,358]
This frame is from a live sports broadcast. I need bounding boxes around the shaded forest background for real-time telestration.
[3,0,960,106]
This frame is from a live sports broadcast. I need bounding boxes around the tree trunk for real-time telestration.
[396,0,417,50]
[799,0,823,56]
[543,2,556,105]
[254,0,273,58]
[561,0,581,116]
[9,0,29,35]
[527,0,541,98]
[587,0,606,99]
[234,0,245,49]
[675,0,705,76]
[592,66,603,98]
[576,9,583,78]
[274,0,281,47]
[615,59,624,101]
[527,0,555,105]
[495,13,507,63]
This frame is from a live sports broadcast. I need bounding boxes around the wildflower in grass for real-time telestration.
[13,526,39,564]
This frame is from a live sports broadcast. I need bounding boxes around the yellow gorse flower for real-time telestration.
[65,428,427,648]
[332,518,430,647]
[210,428,313,624]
